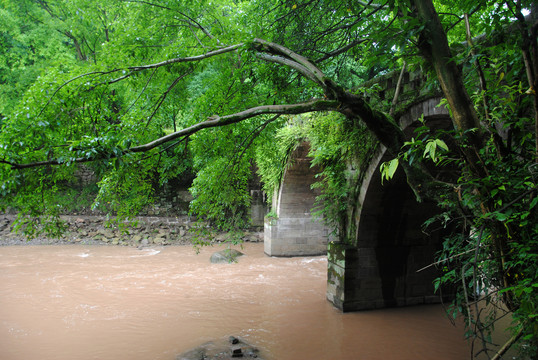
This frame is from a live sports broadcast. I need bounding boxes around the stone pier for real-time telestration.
[326,100,453,311]
[264,142,329,257]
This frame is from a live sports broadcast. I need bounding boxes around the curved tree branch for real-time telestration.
[143,68,194,130]
[3,99,339,170]
[218,114,282,183]
[121,0,216,41]
[252,38,327,86]
[316,38,368,63]
[255,53,323,87]
[128,99,340,152]
[128,43,243,71]
[35,44,242,120]
[35,69,124,120]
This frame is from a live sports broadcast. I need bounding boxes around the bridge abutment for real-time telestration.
[326,168,445,311]
[327,241,443,311]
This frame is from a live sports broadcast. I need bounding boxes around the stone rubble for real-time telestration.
[176,336,263,360]
[0,214,263,247]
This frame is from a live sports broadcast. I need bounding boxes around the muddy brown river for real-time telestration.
[0,243,469,359]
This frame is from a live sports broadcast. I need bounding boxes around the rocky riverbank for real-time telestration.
[0,214,263,247]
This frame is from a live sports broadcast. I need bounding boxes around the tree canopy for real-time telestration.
[1,0,537,357]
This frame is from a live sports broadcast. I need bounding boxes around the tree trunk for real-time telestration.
[411,0,487,178]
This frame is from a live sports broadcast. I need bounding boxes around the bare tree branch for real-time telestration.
[35,69,124,120]
[316,38,368,63]
[143,68,194,130]
[252,39,327,86]
[255,53,323,87]
[128,99,339,152]
[34,44,242,121]
[121,0,216,40]
[128,43,243,71]
[389,61,407,116]
[3,99,339,170]
[490,327,524,360]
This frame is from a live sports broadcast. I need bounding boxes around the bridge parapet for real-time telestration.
[359,69,440,115]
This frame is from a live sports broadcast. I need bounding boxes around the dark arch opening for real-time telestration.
[355,116,454,308]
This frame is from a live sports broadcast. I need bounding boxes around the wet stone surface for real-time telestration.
[210,249,245,263]
[176,336,263,360]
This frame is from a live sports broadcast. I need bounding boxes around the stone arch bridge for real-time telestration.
[263,70,453,311]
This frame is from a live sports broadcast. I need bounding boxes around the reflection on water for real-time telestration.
[0,243,469,360]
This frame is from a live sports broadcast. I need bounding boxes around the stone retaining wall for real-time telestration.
[0,214,263,247]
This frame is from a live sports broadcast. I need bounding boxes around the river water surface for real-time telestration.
[0,243,469,359]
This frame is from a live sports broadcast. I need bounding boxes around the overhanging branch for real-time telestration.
[255,53,323,87]
[128,99,340,152]
[316,38,368,63]
[128,43,242,71]
[252,38,327,86]
[121,0,216,40]
[4,99,340,169]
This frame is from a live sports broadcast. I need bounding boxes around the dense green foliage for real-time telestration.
[255,112,376,234]
[1,0,537,357]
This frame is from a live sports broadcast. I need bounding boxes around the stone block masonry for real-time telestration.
[264,216,328,256]
[264,142,329,257]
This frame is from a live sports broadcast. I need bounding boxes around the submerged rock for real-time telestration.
[176,336,262,360]
[177,347,206,360]
[210,249,244,264]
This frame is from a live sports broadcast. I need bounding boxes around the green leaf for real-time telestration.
[380,158,399,184]
[491,211,508,221]
[435,138,448,151]
[530,197,538,209]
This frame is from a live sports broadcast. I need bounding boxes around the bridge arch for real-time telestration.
[264,142,329,257]
[327,97,454,311]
